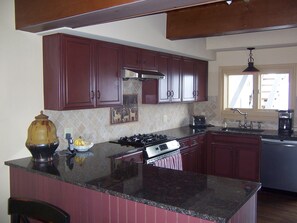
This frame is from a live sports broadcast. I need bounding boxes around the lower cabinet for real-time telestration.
[179,135,206,174]
[207,132,261,181]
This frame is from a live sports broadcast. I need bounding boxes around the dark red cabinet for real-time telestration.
[181,58,196,102]
[181,58,208,102]
[142,54,182,104]
[196,60,208,102]
[207,132,261,181]
[43,34,95,110]
[123,46,157,70]
[157,54,182,103]
[179,135,206,174]
[95,42,123,107]
[43,34,122,110]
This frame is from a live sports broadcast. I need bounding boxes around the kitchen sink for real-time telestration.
[220,127,264,133]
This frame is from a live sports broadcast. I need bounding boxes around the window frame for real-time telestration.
[219,64,296,122]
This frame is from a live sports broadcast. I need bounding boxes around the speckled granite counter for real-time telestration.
[6,130,261,223]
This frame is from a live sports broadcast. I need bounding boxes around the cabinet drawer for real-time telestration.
[179,135,204,149]
[209,133,260,145]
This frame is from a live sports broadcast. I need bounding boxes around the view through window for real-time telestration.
[227,73,289,110]
[221,64,295,120]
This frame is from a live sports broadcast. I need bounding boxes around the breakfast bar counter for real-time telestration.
[6,133,260,223]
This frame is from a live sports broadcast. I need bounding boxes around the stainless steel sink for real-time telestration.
[220,127,264,133]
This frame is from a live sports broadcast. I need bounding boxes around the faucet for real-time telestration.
[230,108,251,128]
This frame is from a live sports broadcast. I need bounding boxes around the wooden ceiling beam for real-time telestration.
[166,0,297,39]
[14,0,222,33]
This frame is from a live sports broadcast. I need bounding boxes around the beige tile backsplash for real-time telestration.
[46,80,191,150]
[46,80,281,150]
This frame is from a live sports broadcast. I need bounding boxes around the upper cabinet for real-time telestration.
[43,33,207,110]
[142,53,182,104]
[95,42,123,107]
[123,46,157,70]
[181,58,196,102]
[142,54,207,104]
[196,60,208,102]
[158,54,182,103]
[181,58,208,102]
[43,34,122,110]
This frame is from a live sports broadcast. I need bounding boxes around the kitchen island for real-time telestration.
[6,132,260,223]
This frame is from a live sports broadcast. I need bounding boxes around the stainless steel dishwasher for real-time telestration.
[261,138,297,192]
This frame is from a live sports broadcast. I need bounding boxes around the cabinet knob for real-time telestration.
[167,90,171,98]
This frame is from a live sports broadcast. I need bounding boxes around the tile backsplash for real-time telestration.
[45,79,283,150]
[46,80,191,150]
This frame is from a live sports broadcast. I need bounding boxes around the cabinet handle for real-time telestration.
[171,90,174,97]
[90,91,95,100]
[196,90,199,96]
[97,90,101,100]
[193,91,196,96]
[167,90,171,98]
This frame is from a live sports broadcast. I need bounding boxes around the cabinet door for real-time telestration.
[210,143,235,178]
[236,146,260,181]
[196,60,208,102]
[170,56,182,102]
[179,135,205,173]
[181,147,198,172]
[141,49,158,70]
[62,35,95,110]
[158,54,171,103]
[95,42,123,107]
[181,58,196,102]
[123,46,140,69]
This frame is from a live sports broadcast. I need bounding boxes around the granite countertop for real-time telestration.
[5,126,264,223]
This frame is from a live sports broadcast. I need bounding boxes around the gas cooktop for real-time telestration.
[110,133,172,148]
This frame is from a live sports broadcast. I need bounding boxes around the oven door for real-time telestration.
[146,150,183,171]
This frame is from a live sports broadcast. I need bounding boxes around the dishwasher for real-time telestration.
[261,138,297,193]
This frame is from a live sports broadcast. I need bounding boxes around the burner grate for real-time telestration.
[117,134,169,147]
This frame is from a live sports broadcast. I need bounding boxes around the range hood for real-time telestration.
[123,68,165,81]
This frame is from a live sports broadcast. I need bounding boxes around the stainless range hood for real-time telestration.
[122,68,165,81]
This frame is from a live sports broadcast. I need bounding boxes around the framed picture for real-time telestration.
[110,94,138,124]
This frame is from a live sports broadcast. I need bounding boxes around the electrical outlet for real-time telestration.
[64,128,73,139]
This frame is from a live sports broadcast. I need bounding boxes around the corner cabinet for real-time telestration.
[206,132,261,182]
[43,34,122,110]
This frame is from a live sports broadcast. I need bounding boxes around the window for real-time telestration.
[220,64,296,121]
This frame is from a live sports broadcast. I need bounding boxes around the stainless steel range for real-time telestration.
[111,134,182,170]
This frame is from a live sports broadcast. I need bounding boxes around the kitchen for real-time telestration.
[2,0,297,222]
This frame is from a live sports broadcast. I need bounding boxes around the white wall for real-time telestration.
[40,14,215,61]
[0,0,43,221]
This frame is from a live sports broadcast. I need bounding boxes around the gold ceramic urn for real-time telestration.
[26,111,59,162]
